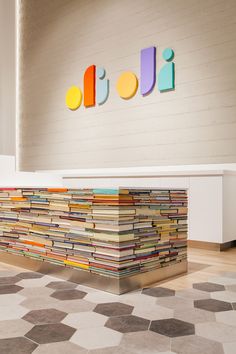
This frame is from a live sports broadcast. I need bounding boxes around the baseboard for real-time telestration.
[188,240,236,251]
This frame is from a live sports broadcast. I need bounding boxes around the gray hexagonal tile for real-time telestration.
[193,282,225,292]
[150,318,195,337]
[17,272,43,279]
[25,323,76,344]
[50,289,86,300]
[142,287,175,297]
[23,308,67,324]
[94,302,133,317]
[0,276,20,285]
[105,315,150,333]
[0,284,23,294]
[194,299,232,312]
[172,334,224,354]
[0,336,37,354]
[46,281,77,290]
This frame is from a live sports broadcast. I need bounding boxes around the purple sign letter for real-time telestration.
[140,46,156,96]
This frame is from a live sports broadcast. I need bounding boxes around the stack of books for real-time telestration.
[0,187,187,278]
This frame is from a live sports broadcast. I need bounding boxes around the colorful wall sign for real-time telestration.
[65,46,175,110]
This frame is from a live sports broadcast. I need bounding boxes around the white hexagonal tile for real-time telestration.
[62,311,107,329]
[223,341,236,354]
[53,299,95,313]
[211,291,236,303]
[207,277,236,286]
[85,291,121,304]
[215,310,236,326]
[195,321,236,343]
[17,275,57,288]
[33,341,87,354]
[133,303,173,321]
[0,293,26,306]
[0,304,28,320]
[0,319,33,339]
[70,326,122,350]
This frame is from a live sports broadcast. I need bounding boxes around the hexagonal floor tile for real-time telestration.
[23,308,67,324]
[32,341,87,354]
[63,311,107,329]
[195,321,236,343]
[53,299,95,313]
[150,318,195,337]
[0,304,28,321]
[142,287,175,298]
[94,302,133,317]
[0,284,23,294]
[211,290,236,303]
[20,295,59,311]
[215,310,236,326]
[207,276,236,286]
[119,330,171,353]
[0,319,33,339]
[223,342,236,354]
[193,282,225,292]
[174,307,215,324]
[105,315,150,333]
[0,293,25,306]
[194,299,232,312]
[46,281,77,290]
[70,326,122,350]
[175,288,210,300]
[50,289,86,300]
[0,276,20,285]
[172,334,224,354]
[133,303,174,321]
[25,323,76,344]
[17,276,57,288]
[17,272,43,279]
[0,336,38,354]
[19,286,54,298]
[156,296,193,311]
[226,284,236,292]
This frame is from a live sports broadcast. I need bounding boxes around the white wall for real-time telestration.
[18,0,236,171]
[0,0,15,155]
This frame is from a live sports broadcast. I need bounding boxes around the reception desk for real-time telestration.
[0,187,187,294]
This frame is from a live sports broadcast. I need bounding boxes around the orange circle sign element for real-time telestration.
[116,72,138,99]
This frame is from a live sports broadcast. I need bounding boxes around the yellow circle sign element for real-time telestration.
[116,72,138,99]
[66,86,82,110]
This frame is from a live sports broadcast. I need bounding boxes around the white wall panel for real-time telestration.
[18,0,236,171]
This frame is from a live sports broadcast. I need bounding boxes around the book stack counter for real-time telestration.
[0,188,187,294]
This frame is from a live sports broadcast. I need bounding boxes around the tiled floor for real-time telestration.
[0,248,236,354]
